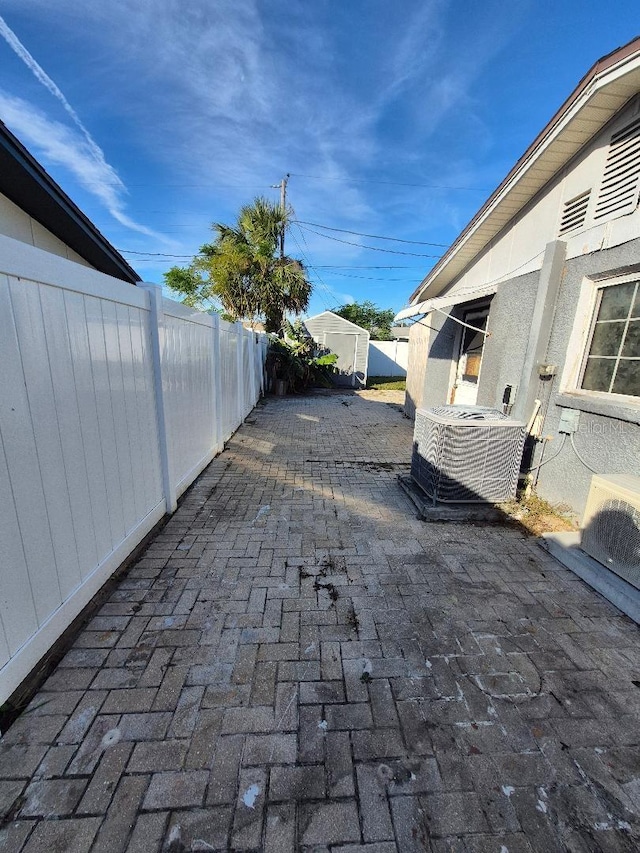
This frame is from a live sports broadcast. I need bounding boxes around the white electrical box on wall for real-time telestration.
[558,408,580,434]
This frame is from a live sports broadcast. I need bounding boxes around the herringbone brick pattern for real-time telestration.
[1,390,639,851]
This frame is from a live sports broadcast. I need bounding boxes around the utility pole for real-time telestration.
[278,173,289,259]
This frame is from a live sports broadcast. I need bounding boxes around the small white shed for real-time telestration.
[304,310,370,388]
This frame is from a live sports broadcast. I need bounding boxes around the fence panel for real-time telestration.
[161,300,217,497]
[0,236,267,704]
[367,340,409,377]
[0,242,166,703]
[219,319,239,442]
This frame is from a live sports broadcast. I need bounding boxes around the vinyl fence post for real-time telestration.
[261,335,268,395]
[211,313,223,453]
[249,331,258,406]
[254,335,260,399]
[140,283,177,513]
[236,321,245,424]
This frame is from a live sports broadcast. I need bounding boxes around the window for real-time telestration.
[580,281,640,397]
[459,311,488,384]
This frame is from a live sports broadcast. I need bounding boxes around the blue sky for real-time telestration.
[0,1,638,317]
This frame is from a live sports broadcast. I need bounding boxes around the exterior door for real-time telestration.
[324,332,358,387]
[451,307,489,406]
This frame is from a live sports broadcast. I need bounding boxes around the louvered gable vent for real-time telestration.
[594,116,640,220]
[559,190,590,235]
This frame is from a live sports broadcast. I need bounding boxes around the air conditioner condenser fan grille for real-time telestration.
[581,496,640,588]
[411,406,526,504]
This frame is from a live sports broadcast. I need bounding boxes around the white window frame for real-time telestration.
[560,272,640,406]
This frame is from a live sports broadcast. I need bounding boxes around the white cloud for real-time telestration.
[0,14,108,166]
[0,14,161,239]
[0,92,162,239]
[0,0,503,264]
[0,1,378,224]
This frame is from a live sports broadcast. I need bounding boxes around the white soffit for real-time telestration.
[412,48,640,304]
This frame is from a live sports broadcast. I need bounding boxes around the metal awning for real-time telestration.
[394,283,498,323]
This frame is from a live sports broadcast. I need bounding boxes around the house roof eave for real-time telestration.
[410,36,640,305]
[0,121,141,284]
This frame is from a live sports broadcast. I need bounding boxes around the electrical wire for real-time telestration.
[427,306,491,336]
[289,172,490,191]
[413,316,454,337]
[125,183,275,189]
[297,224,444,258]
[293,220,448,247]
[311,271,420,282]
[527,434,567,472]
[314,265,420,269]
[404,249,548,314]
[570,433,601,474]
[119,250,194,258]
[289,226,334,311]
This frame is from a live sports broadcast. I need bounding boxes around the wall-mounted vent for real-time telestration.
[559,190,591,235]
[594,116,640,221]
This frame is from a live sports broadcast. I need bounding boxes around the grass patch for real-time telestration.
[366,376,406,390]
[502,492,578,537]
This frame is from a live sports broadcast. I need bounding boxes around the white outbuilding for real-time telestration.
[303,310,370,388]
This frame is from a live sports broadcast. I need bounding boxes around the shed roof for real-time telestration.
[409,35,640,307]
[0,121,140,284]
[305,310,370,334]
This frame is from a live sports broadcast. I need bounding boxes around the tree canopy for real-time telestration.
[333,300,396,340]
[164,197,312,333]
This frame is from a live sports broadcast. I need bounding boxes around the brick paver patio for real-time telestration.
[1,390,639,852]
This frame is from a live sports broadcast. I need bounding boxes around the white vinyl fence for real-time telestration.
[367,340,409,377]
[0,234,266,703]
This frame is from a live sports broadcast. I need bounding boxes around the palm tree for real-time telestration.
[164,197,312,333]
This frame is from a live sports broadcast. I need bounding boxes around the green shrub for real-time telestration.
[266,323,338,393]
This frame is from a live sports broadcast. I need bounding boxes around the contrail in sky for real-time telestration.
[0,14,123,186]
[0,14,163,239]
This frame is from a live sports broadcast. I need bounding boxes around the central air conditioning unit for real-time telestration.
[411,406,526,504]
[581,474,640,589]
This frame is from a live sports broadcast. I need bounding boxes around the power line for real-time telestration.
[308,270,420,282]
[289,172,489,191]
[293,220,448,247]
[296,224,444,258]
[313,265,420,269]
[125,183,275,189]
[289,225,334,311]
[119,250,194,258]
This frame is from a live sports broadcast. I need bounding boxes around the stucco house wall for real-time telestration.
[411,95,640,313]
[534,239,640,514]
[406,87,640,517]
[405,322,430,418]
[417,310,457,409]
[414,240,640,516]
[475,272,539,411]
